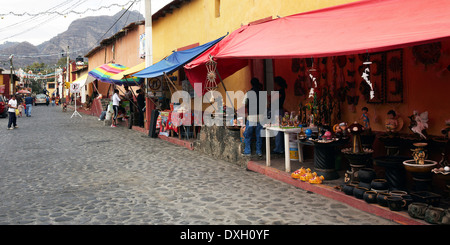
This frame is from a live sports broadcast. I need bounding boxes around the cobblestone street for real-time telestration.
[0,106,397,225]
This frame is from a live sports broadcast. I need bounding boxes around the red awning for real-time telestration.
[185,0,450,92]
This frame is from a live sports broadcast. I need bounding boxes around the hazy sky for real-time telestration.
[0,0,172,46]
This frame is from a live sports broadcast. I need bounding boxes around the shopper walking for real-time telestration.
[7,95,18,130]
[25,94,33,117]
[111,89,121,128]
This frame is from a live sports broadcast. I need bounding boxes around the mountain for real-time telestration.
[0,10,144,68]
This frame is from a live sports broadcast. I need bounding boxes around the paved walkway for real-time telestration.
[0,105,397,225]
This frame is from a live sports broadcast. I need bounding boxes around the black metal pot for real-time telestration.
[373,156,410,190]
[387,196,407,211]
[363,190,378,203]
[376,192,391,207]
[353,187,369,199]
[371,179,389,191]
[357,168,376,183]
[342,183,356,195]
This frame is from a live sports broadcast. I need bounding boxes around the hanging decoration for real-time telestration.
[385,49,403,103]
[361,54,375,100]
[412,42,441,67]
[308,58,318,98]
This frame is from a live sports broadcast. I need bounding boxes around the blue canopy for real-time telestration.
[133,35,226,78]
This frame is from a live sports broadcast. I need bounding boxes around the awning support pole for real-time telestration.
[163,72,179,93]
[215,69,236,115]
[115,85,138,109]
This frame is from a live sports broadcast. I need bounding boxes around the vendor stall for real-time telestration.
[183,0,450,215]
[87,63,144,127]
[131,35,226,141]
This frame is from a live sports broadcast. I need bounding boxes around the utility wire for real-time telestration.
[0,0,88,42]
[0,0,139,17]
[0,0,140,59]
[94,0,138,44]
[0,0,78,32]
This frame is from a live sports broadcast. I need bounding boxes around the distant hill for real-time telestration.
[0,10,144,68]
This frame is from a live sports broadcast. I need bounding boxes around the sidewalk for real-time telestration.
[247,157,428,225]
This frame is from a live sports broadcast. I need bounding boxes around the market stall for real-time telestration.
[132,35,226,140]
[184,0,450,220]
[88,63,144,127]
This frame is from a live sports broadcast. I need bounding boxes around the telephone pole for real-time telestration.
[145,0,153,132]
[66,46,70,102]
[9,54,15,96]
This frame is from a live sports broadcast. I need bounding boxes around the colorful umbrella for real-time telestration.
[88,63,142,85]
[109,62,145,86]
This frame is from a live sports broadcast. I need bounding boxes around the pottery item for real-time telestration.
[389,191,411,209]
[410,191,441,207]
[402,194,413,209]
[373,156,409,190]
[342,184,356,195]
[408,202,429,219]
[353,187,369,199]
[357,168,377,183]
[358,181,371,189]
[371,179,389,190]
[363,191,378,203]
[387,196,406,211]
[376,192,391,207]
[389,190,408,196]
[372,188,389,193]
[424,206,445,224]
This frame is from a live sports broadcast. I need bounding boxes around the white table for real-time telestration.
[264,126,305,172]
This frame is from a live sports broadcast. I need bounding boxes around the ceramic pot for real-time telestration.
[411,191,441,207]
[389,191,412,209]
[363,191,378,204]
[358,168,377,183]
[343,184,356,195]
[424,206,445,224]
[376,192,391,207]
[358,181,371,189]
[371,179,389,191]
[408,202,429,219]
[353,187,369,199]
[387,196,406,211]
[402,194,413,209]
[389,190,408,196]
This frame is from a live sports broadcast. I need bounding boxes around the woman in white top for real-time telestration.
[112,89,121,127]
[7,95,18,130]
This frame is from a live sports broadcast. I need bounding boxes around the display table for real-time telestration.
[299,138,348,180]
[264,126,305,172]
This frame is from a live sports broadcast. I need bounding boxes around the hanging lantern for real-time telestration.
[361,54,374,100]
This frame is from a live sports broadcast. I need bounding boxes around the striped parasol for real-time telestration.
[88,63,141,85]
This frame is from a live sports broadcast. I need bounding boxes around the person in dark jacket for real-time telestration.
[24,95,33,117]
[136,89,146,127]
[243,78,264,157]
